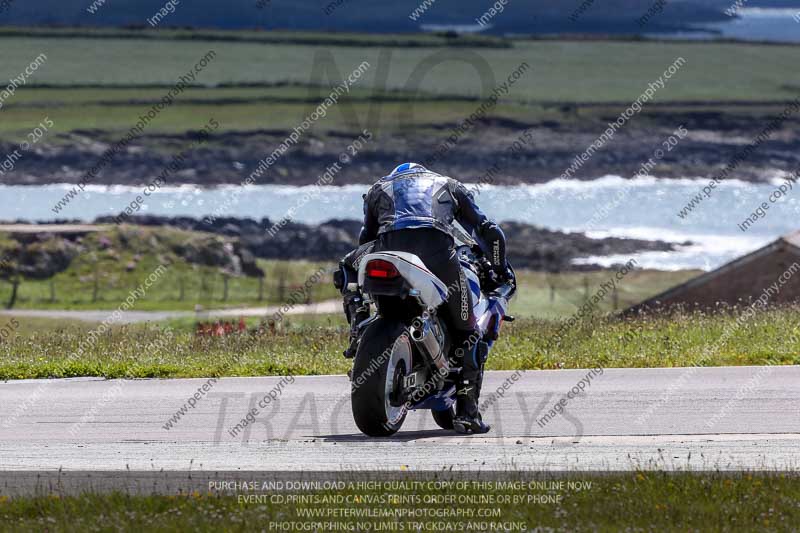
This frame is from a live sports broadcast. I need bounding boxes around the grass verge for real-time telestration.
[1,307,798,379]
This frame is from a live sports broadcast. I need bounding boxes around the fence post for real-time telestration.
[276,266,288,302]
[5,278,19,309]
[92,263,100,303]
[201,271,212,300]
[305,285,313,305]
[222,274,229,302]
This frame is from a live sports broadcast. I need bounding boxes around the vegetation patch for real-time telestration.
[1,306,797,380]
[0,227,337,310]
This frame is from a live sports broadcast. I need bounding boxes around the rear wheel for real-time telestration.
[431,405,456,430]
[351,318,411,437]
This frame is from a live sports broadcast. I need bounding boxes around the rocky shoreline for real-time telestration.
[3,109,799,187]
[91,215,680,271]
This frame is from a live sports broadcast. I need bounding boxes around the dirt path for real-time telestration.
[0,299,341,323]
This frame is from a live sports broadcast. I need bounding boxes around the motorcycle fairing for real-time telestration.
[357,252,449,308]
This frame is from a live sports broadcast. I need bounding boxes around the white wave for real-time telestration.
[33,183,203,194]
[738,8,800,17]
[572,251,705,271]
[478,175,769,197]
[584,226,768,246]
[259,184,368,195]
[574,232,773,271]
[11,175,777,196]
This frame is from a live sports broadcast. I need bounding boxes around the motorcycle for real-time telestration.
[347,234,515,437]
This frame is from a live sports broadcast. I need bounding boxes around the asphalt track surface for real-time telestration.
[1,367,798,473]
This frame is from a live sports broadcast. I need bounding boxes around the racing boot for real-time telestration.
[453,340,490,434]
[454,378,490,434]
[343,291,369,359]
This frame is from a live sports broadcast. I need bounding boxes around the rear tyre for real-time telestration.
[431,405,455,430]
[351,318,411,437]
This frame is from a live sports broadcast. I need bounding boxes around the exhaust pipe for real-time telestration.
[409,318,449,373]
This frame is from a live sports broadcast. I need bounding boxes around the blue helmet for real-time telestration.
[389,162,427,176]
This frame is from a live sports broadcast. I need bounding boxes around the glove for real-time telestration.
[496,266,515,287]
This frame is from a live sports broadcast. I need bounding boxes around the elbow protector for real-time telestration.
[478,221,507,271]
[333,262,347,292]
[358,226,370,246]
[335,240,376,293]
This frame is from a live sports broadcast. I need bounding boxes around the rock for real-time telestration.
[105,215,679,271]
[10,235,80,279]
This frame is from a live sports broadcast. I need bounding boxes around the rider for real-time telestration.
[335,163,513,434]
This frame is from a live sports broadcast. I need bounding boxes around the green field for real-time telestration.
[0,30,798,138]
[0,223,696,313]
[0,257,337,311]
[0,27,513,49]
[0,227,338,311]
[2,34,798,101]
[508,268,698,319]
[1,472,798,532]
[3,226,792,380]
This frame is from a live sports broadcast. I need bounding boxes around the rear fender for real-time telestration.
[358,252,448,308]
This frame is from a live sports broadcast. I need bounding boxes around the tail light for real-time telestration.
[365,259,400,279]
